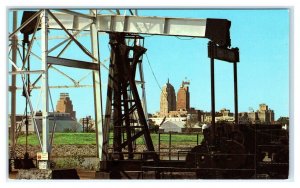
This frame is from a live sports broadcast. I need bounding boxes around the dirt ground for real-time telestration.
[9,170,97,180]
[76,170,96,179]
[8,144,195,180]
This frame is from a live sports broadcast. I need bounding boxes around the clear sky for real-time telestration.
[8,9,290,120]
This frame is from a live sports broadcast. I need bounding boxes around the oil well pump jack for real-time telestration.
[97,16,238,178]
[104,33,157,160]
[9,9,288,179]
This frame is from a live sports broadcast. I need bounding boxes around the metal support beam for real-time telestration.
[102,48,116,164]
[98,15,207,38]
[47,56,100,70]
[48,13,206,37]
[29,21,96,89]
[90,10,105,161]
[208,43,239,126]
[21,15,41,70]
[55,9,94,20]
[47,10,97,61]
[17,43,41,60]
[77,71,92,83]
[234,62,238,125]
[41,10,50,168]
[13,85,92,90]
[50,66,78,85]
[129,9,134,16]
[136,39,149,121]
[9,70,45,75]
[9,10,42,38]
[47,13,231,47]
[20,74,43,149]
[10,11,18,159]
[139,61,149,121]
[48,22,92,54]
[209,42,216,143]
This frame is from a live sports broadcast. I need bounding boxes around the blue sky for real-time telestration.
[8,9,290,120]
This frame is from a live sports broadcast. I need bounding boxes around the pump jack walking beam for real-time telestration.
[46,12,232,47]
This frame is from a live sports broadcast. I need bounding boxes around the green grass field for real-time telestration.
[17,133,203,146]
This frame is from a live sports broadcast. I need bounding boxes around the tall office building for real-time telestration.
[56,93,76,119]
[176,81,190,111]
[160,79,176,116]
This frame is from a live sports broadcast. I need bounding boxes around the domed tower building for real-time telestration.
[160,79,176,116]
[176,81,190,111]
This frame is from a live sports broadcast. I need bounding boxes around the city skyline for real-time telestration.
[157,79,277,118]
[7,9,290,121]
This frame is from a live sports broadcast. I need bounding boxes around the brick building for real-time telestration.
[176,81,190,111]
[238,104,275,124]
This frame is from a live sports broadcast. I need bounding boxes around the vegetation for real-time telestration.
[277,117,289,126]
[54,155,85,169]
[150,133,203,145]
[17,132,203,146]
[17,133,97,145]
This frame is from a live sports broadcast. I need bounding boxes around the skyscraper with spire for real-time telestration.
[160,79,176,116]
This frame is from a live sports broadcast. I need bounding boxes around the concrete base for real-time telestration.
[95,171,157,179]
[16,169,80,179]
[52,169,79,179]
[16,169,52,179]
[95,171,110,179]
[94,171,199,179]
